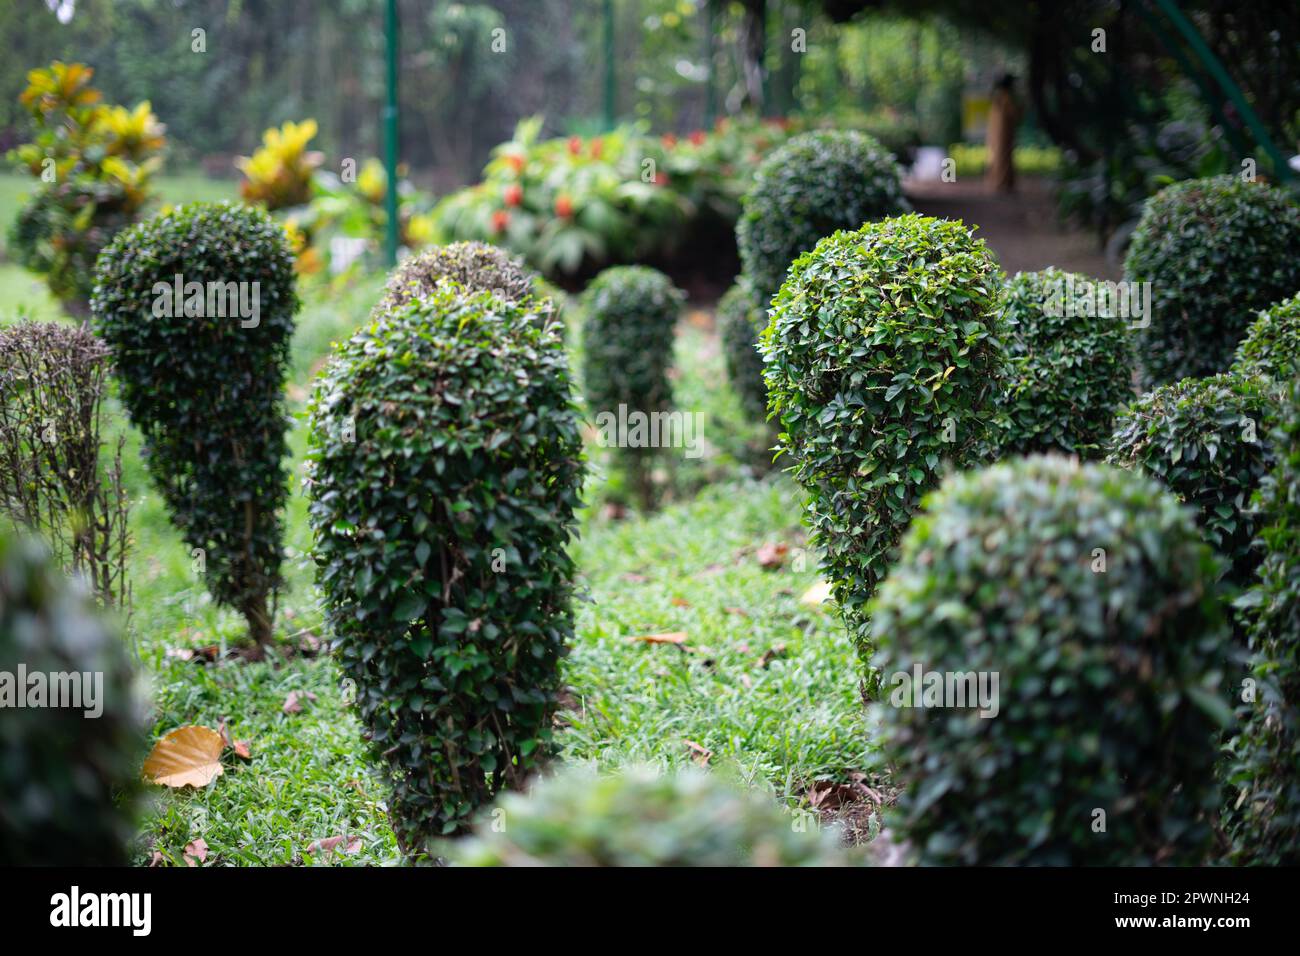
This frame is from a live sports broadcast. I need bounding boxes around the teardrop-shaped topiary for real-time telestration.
[994,268,1135,458]
[307,281,584,857]
[737,129,909,304]
[870,455,1231,865]
[1124,175,1300,386]
[1232,291,1300,386]
[762,213,1006,674]
[1106,372,1278,590]
[441,764,854,866]
[92,200,298,646]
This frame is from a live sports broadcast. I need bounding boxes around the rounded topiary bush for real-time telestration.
[1106,373,1277,589]
[762,214,1005,670]
[579,265,685,509]
[92,201,298,645]
[1232,291,1300,385]
[307,282,584,856]
[1224,383,1300,864]
[995,268,1134,458]
[0,531,142,865]
[1124,175,1300,385]
[376,240,555,324]
[717,278,769,424]
[737,129,910,303]
[441,765,851,866]
[870,455,1232,866]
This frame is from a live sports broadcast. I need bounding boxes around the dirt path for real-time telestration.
[906,176,1120,280]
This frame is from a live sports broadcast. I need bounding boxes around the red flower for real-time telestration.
[567,136,583,156]
[661,133,678,148]
[504,184,523,207]
[504,153,525,174]
[689,130,706,146]
[554,194,574,218]
[653,171,669,186]
[491,210,510,233]
[590,137,604,159]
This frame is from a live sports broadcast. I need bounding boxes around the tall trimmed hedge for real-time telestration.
[871,456,1232,865]
[762,214,1005,672]
[995,268,1134,458]
[1106,373,1277,589]
[1124,175,1300,386]
[1225,383,1300,864]
[579,265,684,510]
[737,129,910,303]
[0,531,142,865]
[307,282,584,856]
[93,201,298,645]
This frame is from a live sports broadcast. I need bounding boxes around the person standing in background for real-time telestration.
[986,74,1021,194]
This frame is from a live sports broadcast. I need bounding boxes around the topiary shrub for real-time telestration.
[1224,383,1300,864]
[307,282,584,857]
[1232,291,1300,386]
[441,764,852,866]
[736,129,910,304]
[0,530,142,865]
[717,278,769,425]
[1124,175,1300,386]
[91,201,298,646]
[870,455,1232,865]
[375,240,551,321]
[1106,373,1277,589]
[761,214,1005,672]
[994,268,1134,458]
[579,265,685,510]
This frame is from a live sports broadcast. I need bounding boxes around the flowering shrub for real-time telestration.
[6,61,165,314]
[432,116,802,278]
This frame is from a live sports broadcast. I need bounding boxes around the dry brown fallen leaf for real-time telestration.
[629,631,689,646]
[143,726,225,788]
[757,643,788,669]
[184,838,209,867]
[755,542,789,570]
[307,835,363,857]
[216,719,253,760]
[148,851,164,867]
[684,739,713,766]
[725,606,749,617]
[282,690,318,714]
[670,597,691,608]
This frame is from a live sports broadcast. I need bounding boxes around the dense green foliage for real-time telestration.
[442,765,851,866]
[580,265,684,509]
[1224,384,1300,864]
[1106,373,1277,589]
[717,278,769,424]
[91,201,297,644]
[871,456,1232,865]
[736,129,909,302]
[1232,292,1300,386]
[994,268,1134,458]
[1124,175,1300,386]
[375,240,543,317]
[307,283,584,856]
[0,531,142,865]
[761,214,1004,670]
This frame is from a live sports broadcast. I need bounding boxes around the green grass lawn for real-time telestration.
[1,175,875,865]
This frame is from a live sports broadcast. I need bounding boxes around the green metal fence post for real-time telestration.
[383,0,400,266]
[603,0,616,130]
